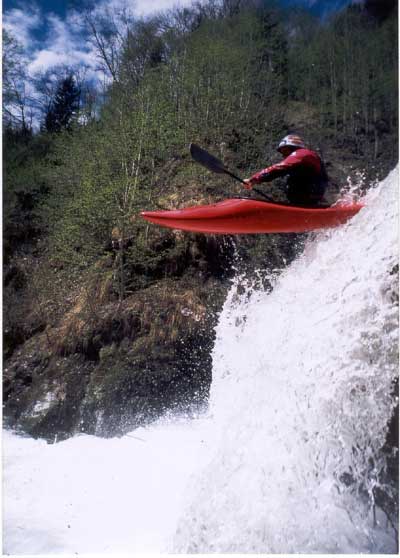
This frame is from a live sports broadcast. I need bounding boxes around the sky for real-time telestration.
[3,0,356,126]
[3,0,357,80]
[3,0,195,79]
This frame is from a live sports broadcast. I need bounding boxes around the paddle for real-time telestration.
[189,143,271,201]
[189,143,246,184]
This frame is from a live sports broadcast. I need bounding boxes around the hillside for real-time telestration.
[3,0,398,440]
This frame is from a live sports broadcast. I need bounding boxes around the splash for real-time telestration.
[3,168,398,555]
[173,167,398,553]
[3,417,214,554]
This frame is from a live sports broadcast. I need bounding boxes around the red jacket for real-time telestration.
[250,148,323,184]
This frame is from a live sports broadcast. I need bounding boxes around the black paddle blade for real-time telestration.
[189,142,245,185]
[189,143,227,174]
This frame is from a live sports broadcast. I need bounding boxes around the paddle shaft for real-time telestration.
[189,143,271,201]
[205,163,273,202]
[222,168,246,185]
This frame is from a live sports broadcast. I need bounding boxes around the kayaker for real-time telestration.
[243,135,328,206]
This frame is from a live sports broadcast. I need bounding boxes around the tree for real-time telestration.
[119,18,167,87]
[2,30,32,131]
[364,0,396,22]
[83,2,134,82]
[44,75,81,133]
[22,0,397,304]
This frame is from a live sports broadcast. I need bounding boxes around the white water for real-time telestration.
[3,418,215,554]
[3,168,399,555]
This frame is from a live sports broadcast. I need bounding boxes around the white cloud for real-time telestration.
[27,12,93,75]
[83,0,195,19]
[3,5,42,49]
[4,0,197,78]
[134,0,195,16]
[28,48,94,75]
[3,0,197,129]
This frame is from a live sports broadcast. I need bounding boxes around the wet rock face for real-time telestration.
[78,327,214,438]
[3,279,220,441]
[3,348,94,441]
[3,335,213,441]
[3,225,301,442]
[2,228,231,441]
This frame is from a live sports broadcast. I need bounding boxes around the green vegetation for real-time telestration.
[3,0,398,345]
[2,0,398,443]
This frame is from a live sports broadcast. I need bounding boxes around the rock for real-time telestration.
[3,277,223,441]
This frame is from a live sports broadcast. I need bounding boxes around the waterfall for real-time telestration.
[173,167,398,553]
[3,168,398,555]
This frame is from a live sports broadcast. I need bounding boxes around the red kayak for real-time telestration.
[141,198,364,234]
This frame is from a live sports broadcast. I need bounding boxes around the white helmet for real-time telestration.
[277,134,306,152]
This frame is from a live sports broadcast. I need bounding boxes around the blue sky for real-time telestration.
[3,0,356,99]
[3,0,195,77]
[2,0,200,128]
[4,0,69,17]
[3,0,357,128]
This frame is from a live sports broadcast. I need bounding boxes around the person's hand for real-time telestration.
[243,179,253,190]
